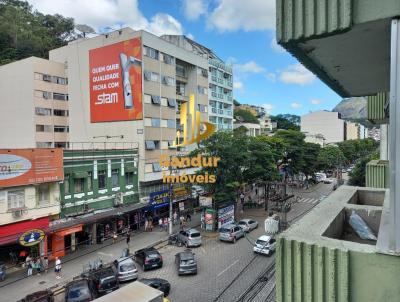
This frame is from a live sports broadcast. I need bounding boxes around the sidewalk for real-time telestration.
[0,213,201,302]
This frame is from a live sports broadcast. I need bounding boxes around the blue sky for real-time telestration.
[29,0,342,115]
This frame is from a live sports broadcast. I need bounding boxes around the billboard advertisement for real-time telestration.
[89,38,143,122]
[0,149,63,187]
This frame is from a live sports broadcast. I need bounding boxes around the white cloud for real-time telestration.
[311,99,323,105]
[262,103,274,113]
[234,61,265,74]
[291,102,302,109]
[270,37,285,53]
[233,81,244,91]
[279,63,316,85]
[28,0,184,36]
[187,33,195,40]
[183,0,207,21]
[208,0,275,32]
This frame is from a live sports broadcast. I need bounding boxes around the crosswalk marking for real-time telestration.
[297,197,319,204]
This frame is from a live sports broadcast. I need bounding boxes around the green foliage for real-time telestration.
[302,142,321,177]
[317,145,346,172]
[337,138,378,164]
[234,108,259,124]
[0,0,76,65]
[233,99,241,106]
[270,114,300,131]
[348,152,379,186]
[274,130,306,174]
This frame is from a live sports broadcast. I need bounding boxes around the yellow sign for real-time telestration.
[173,94,215,147]
[19,229,45,247]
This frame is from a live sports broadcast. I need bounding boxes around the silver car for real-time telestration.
[177,228,202,247]
[238,219,259,232]
[253,235,276,256]
[219,224,244,243]
[113,257,138,282]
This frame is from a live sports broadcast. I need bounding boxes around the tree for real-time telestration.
[317,145,346,172]
[302,142,321,178]
[337,138,378,164]
[234,108,259,124]
[0,0,76,65]
[348,152,379,186]
[270,114,300,131]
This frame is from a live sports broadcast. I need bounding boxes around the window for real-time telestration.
[144,46,159,60]
[152,162,161,172]
[151,118,161,127]
[43,91,52,99]
[145,140,159,150]
[197,67,208,77]
[52,76,67,85]
[198,104,207,113]
[42,74,52,82]
[144,71,159,82]
[53,93,68,101]
[36,142,52,148]
[111,169,119,187]
[125,172,134,185]
[87,172,93,191]
[163,54,175,65]
[37,184,50,206]
[36,125,52,132]
[167,119,175,128]
[98,171,106,190]
[176,64,186,77]
[167,98,176,108]
[198,86,207,95]
[162,76,175,86]
[54,142,68,148]
[54,126,69,133]
[176,81,185,95]
[64,175,70,194]
[7,190,25,209]
[151,95,161,105]
[74,178,84,193]
[35,107,52,116]
[53,109,69,116]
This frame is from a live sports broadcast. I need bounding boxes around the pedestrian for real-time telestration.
[43,256,49,274]
[55,257,62,279]
[112,231,117,244]
[180,216,184,230]
[186,213,191,222]
[35,258,42,275]
[159,218,163,231]
[148,216,153,232]
[126,231,131,246]
[173,211,178,225]
[26,255,33,277]
[255,187,258,196]
[163,217,168,231]
[240,193,245,204]
[144,218,148,232]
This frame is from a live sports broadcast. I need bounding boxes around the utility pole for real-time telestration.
[168,155,174,235]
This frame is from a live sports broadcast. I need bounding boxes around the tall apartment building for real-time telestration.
[160,35,234,131]
[0,57,69,148]
[301,110,346,144]
[47,28,210,196]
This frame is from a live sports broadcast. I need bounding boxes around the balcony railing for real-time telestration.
[366,160,389,188]
[367,92,389,124]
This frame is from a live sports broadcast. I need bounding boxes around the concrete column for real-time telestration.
[92,223,97,245]
[380,124,389,160]
[71,233,76,252]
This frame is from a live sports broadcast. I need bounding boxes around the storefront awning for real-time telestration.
[73,171,89,178]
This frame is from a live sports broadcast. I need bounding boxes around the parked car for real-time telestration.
[65,279,95,302]
[86,266,119,297]
[253,235,276,256]
[21,290,54,302]
[323,178,335,184]
[113,257,138,282]
[238,219,258,232]
[134,247,163,271]
[177,228,202,247]
[219,224,244,243]
[175,250,197,275]
[139,278,171,297]
[191,185,205,198]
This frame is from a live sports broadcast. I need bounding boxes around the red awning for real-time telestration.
[0,217,50,246]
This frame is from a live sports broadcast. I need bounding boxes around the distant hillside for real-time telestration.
[332,97,367,119]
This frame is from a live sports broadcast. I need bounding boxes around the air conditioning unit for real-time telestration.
[223,73,229,78]
[114,193,123,206]
[12,209,23,218]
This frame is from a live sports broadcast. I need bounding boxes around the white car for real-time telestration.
[323,178,334,184]
[238,219,258,233]
[253,235,276,256]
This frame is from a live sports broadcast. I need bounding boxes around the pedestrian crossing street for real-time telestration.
[296,197,319,204]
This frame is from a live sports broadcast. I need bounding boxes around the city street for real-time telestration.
[0,183,333,302]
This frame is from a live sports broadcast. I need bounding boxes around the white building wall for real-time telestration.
[301,111,345,144]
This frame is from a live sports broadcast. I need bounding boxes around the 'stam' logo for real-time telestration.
[174,94,215,147]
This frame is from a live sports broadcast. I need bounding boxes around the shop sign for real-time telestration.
[218,205,235,228]
[199,196,212,207]
[18,229,45,247]
[179,202,185,211]
[173,187,188,201]
[204,208,215,231]
[149,189,170,206]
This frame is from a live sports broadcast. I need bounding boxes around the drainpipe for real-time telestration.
[380,124,388,160]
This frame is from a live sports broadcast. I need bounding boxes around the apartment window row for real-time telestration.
[144,70,160,82]
[162,75,175,86]
[163,54,175,65]
[198,104,208,113]
[34,90,69,101]
[34,72,68,85]
[144,118,175,128]
[197,67,208,78]
[35,107,70,117]
[36,142,53,148]
[7,186,51,210]
[143,45,176,65]
[144,94,176,108]
[36,125,69,133]
[198,85,208,95]
[54,125,69,133]
[176,64,186,78]
[54,109,69,116]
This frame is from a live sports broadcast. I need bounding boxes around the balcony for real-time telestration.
[367,92,389,124]
[366,160,389,188]
[276,186,399,302]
